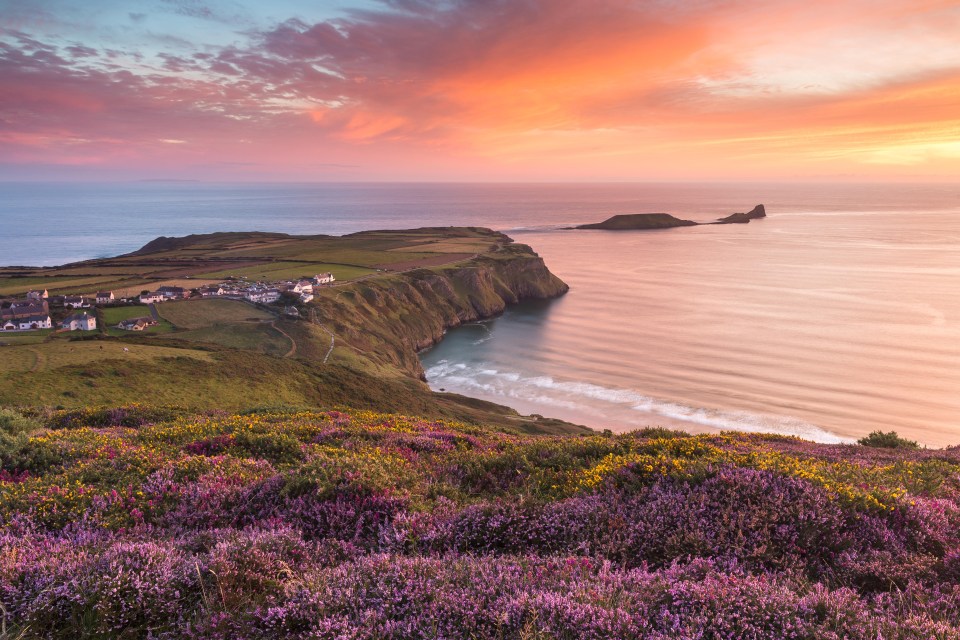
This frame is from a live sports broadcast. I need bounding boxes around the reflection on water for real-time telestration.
[422,209,960,447]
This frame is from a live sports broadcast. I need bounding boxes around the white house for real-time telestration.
[245,288,281,304]
[313,273,335,285]
[294,280,314,294]
[156,285,186,299]
[199,286,224,297]
[63,296,87,309]
[16,315,51,330]
[61,312,97,331]
[96,291,115,304]
[139,292,166,304]
[299,293,314,303]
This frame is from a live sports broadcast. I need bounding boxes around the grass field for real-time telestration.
[101,305,174,336]
[169,323,291,357]
[0,275,120,296]
[156,299,274,329]
[101,305,154,324]
[193,262,376,282]
[0,340,212,373]
[0,331,52,346]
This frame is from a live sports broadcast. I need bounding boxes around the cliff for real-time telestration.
[574,213,697,230]
[312,241,569,379]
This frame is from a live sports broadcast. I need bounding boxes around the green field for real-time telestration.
[193,261,376,282]
[0,276,119,296]
[0,340,213,374]
[156,299,274,329]
[168,323,291,357]
[101,305,154,324]
[101,305,174,336]
[0,330,52,346]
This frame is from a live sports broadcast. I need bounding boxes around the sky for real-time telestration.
[1,0,960,182]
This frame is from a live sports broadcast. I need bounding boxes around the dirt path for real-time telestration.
[27,348,45,372]
[270,321,297,358]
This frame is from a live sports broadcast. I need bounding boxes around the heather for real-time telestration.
[2,407,960,638]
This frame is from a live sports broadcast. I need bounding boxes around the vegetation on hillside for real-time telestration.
[0,230,581,435]
[2,405,960,638]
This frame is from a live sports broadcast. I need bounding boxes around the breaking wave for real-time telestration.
[425,360,853,444]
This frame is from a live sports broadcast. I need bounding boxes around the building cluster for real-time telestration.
[1,295,53,332]
[196,273,335,305]
[0,272,336,335]
[0,288,98,333]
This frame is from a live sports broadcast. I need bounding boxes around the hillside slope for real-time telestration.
[1,406,959,638]
[0,229,585,434]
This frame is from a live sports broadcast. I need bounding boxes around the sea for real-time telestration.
[2,181,959,446]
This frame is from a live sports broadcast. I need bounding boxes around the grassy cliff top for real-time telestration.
[0,227,511,298]
[0,229,584,435]
[2,405,959,637]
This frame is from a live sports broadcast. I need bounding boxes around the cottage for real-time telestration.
[63,296,87,309]
[26,289,48,300]
[157,285,186,299]
[139,292,166,304]
[293,280,314,295]
[313,273,335,285]
[199,286,224,298]
[96,291,115,304]
[244,288,281,304]
[117,317,157,331]
[299,293,314,303]
[16,315,52,330]
[61,312,97,331]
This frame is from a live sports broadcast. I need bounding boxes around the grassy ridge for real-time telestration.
[1,406,959,638]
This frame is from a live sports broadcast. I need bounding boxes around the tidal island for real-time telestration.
[573,204,766,230]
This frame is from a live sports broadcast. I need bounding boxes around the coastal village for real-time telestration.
[0,272,335,335]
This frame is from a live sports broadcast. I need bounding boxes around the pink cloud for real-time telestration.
[1,0,959,180]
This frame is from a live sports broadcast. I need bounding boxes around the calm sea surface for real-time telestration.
[2,182,959,445]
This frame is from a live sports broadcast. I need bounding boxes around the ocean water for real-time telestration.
[3,181,960,445]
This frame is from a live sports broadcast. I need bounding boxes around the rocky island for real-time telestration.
[573,213,698,230]
[573,204,766,230]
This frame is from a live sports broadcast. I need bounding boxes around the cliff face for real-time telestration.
[312,242,568,379]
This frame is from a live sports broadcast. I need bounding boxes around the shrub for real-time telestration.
[859,430,920,449]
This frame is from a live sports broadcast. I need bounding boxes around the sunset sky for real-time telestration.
[2,0,960,181]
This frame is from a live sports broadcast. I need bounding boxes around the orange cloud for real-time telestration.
[2,0,960,180]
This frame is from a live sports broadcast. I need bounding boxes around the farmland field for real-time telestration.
[157,299,274,329]
[0,340,212,373]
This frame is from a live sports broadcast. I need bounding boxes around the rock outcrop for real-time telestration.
[573,213,698,230]
[716,204,766,224]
